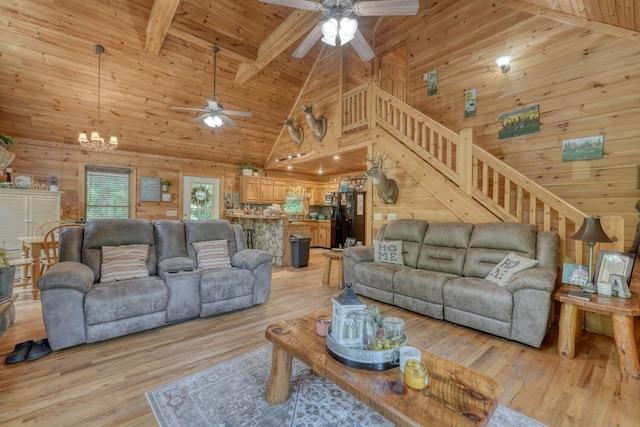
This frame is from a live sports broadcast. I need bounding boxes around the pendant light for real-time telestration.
[78,44,118,151]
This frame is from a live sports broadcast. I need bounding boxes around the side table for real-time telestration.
[555,283,640,379]
[322,251,344,288]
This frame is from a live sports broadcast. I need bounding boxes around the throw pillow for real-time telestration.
[485,252,538,286]
[192,240,232,270]
[373,240,404,265]
[100,244,149,283]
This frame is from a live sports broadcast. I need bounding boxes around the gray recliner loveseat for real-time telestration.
[343,220,559,347]
[38,218,273,351]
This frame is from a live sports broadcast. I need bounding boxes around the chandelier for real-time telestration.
[78,44,118,151]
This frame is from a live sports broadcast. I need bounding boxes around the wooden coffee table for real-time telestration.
[555,283,640,379]
[265,312,503,426]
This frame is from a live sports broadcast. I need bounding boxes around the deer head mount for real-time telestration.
[284,117,304,147]
[364,151,399,204]
[301,104,327,142]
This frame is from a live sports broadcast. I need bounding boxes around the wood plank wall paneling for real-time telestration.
[365,0,640,249]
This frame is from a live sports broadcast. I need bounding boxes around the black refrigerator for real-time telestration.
[333,190,366,247]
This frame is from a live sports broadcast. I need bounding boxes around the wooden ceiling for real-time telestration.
[1,0,639,176]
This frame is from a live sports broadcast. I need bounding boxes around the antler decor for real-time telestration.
[364,151,399,204]
[301,104,327,142]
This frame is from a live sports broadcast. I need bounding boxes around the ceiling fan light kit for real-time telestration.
[261,0,419,61]
[172,45,252,128]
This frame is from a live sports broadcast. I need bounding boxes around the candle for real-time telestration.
[404,360,428,390]
[316,315,331,336]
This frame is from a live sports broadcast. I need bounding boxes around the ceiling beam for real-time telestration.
[499,0,640,43]
[167,26,257,62]
[144,0,182,55]
[235,10,319,84]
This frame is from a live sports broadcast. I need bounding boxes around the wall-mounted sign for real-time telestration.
[140,177,160,202]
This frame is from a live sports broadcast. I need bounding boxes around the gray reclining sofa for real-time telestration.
[343,220,559,347]
[38,219,273,350]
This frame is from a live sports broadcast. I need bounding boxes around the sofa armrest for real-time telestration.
[37,261,95,293]
[158,257,196,274]
[343,246,374,264]
[231,249,273,270]
[506,267,556,293]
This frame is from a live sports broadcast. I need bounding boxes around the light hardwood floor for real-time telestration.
[1,249,639,426]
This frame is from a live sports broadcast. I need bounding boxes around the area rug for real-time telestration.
[146,344,546,427]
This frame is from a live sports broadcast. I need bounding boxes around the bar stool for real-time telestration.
[245,229,253,249]
[322,251,344,289]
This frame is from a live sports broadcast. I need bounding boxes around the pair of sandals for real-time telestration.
[5,339,52,364]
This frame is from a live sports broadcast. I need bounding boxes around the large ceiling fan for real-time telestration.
[260,0,419,61]
[172,46,252,128]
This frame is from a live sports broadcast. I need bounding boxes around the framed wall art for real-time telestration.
[561,135,603,162]
[561,262,589,287]
[140,177,161,202]
[497,105,540,140]
[594,251,634,286]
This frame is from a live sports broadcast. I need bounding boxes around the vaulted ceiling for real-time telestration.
[1,0,639,176]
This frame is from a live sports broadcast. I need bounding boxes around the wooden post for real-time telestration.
[458,128,475,196]
[265,344,293,404]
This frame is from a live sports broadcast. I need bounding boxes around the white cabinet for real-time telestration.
[0,189,61,253]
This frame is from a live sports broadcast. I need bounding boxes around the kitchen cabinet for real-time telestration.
[306,220,331,248]
[239,177,288,204]
[273,180,286,203]
[239,177,261,203]
[260,180,274,203]
[0,189,61,254]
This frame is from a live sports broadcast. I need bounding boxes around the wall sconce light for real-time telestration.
[496,56,511,74]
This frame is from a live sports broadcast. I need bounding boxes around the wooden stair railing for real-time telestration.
[342,82,625,265]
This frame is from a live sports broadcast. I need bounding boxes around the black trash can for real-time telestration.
[290,234,311,268]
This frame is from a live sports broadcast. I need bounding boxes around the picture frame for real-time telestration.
[594,251,634,287]
[561,135,604,162]
[139,177,161,202]
[561,262,589,287]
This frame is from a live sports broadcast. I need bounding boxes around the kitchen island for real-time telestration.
[226,214,310,267]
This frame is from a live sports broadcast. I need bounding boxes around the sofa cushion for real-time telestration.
[354,261,401,294]
[417,222,473,275]
[373,240,404,265]
[394,268,458,306]
[443,277,513,323]
[463,222,537,279]
[485,252,538,286]
[84,276,168,324]
[192,240,232,270]
[200,268,254,303]
[379,219,429,268]
[184,220,237,262]
[100,244,149,283]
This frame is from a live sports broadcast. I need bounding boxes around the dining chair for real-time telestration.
[41,223,85,275]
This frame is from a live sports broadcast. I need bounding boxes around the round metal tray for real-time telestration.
[325,323,407,370]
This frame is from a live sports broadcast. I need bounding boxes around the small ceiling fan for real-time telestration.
[172,46,252,127]
[260,0,419,61]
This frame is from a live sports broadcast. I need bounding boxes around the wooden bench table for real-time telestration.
[265,312,503,426]
[555,283,640,379]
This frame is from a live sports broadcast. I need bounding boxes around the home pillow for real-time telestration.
[485,252,538,286]
[373,240,404,265]
[100,244,149,283]
[192,240,232,270]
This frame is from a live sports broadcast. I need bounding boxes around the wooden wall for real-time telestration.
[368,0,640,249]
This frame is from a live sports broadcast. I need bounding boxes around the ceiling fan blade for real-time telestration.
[172,106,208,112]
[352,0,419,16]
[219,115,238,127]
[193,113,211,123]
[259,0,324,11]
[221,110,253,117]
[292,22,323,58]
[351,30,375,61]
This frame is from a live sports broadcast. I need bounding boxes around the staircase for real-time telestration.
[342,82,624,266]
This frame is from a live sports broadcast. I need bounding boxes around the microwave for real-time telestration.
[324,192,333,204]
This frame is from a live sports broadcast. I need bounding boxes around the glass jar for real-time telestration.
[353,310,377,350]
[404,359,428,390]
[383,317,405,347]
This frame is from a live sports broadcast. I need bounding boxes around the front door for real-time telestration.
[182,176,220,220]
[379,44,407,102]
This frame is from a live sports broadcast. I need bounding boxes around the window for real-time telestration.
[85,166,131,219]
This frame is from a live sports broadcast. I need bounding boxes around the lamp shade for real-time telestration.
[570,216,613,243]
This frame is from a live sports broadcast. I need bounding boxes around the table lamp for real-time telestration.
[570,216,613,293]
